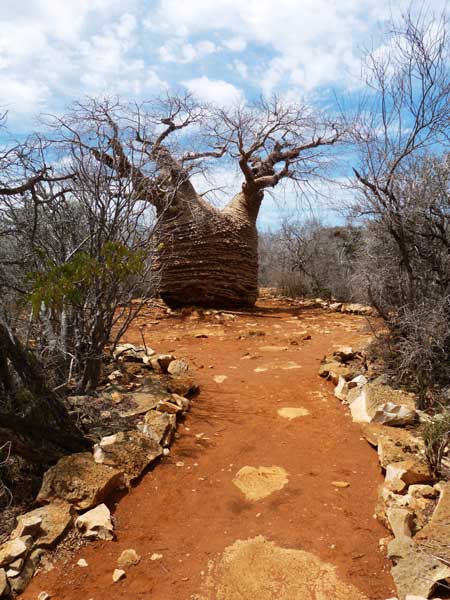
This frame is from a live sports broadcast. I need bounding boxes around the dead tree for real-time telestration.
[351,9,450,309]
[350,9,450,399]
[0,126,89,458]
[52,96,344,309]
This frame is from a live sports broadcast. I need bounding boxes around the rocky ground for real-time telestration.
[10,299,400,599]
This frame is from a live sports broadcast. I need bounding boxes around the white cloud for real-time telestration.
[159,39,218,63]
[1,0,449,127]
[0,76,50,115]
[223,37,247,52]
[155,0,443,93]
[182,76,244,106]
[233,60,249,79]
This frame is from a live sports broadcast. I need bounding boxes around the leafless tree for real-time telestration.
[48,95,346,309]
[0,119,89,458]
[351,8,450,402]
[259,219,362,300]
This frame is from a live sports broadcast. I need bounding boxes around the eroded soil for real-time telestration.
[23,299,395,600]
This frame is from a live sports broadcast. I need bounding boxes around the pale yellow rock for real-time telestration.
[93,431,162,483]
[232,466,288,501]
[141,410,176,447]
[117,548,141,569]
[387,537,450,599]
[198,536,368,600]
[386,507,413,538]
[167,359,190,376]
[75,504,114,541]
[12,502,73,547]
[350,382,416,426]
[415,482,450,563]
[277,407,310,420]
[0,536,32,567]
[113,568,126,582]
[77,559,88,567]
[332,481,350,488]
[214,375,228,383]
[37,453,124,510]
[0,568,9,597]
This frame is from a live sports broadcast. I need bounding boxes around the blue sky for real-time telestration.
[1,0,448,228]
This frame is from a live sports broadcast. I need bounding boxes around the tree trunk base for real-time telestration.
[154,205,258,310]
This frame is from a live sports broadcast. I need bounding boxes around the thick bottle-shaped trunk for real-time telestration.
[153,191,259,309]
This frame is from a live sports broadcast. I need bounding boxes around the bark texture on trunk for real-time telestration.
[153,191,260,309]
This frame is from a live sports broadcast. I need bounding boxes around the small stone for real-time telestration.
[157,400,182,414]
[150,553,163,561]
[141,411,176,447]
[154,354,175,372]
[166,374,198,396]
[213,375,227,383]
[0,536,32,567]
[386,507,413,538]
[111,391,123,404]
[12,515,42,538]
[9,548,43,595]
[0,569,9,597]
[75,504,114,541]
[112,568,126,582]
[170,393,189,411]
[108,370,123,381]
[332,481,350,488]
[349,382,416,426]
[167,359,190,377]
[77,558,88,567]
[12,503,73,548]
[334,376,349,402]
[117,548,140,569]
[6,557,24,577]
[38,593,51,600]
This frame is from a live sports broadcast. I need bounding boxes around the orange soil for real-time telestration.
[23,299,395,600]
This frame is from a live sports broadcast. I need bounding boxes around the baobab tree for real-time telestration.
[51,95,344,309]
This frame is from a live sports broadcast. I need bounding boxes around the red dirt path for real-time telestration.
[23,299,395,600]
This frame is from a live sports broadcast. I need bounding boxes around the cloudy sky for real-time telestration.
[1,0,448,227]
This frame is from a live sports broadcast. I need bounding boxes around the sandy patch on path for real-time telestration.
[199,536,368,600]
[254,361,301,372]
[259,345,289,352]
[232,466,288,501]
[278,407,310,419]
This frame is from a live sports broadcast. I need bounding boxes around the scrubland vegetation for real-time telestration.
[0,7,450,515]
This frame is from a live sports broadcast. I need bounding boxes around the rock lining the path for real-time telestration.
[0,346,197,599]
[75,504,114,541]
[320,345,450,600]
